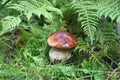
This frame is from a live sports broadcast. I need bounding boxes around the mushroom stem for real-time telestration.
[49,47,71,62]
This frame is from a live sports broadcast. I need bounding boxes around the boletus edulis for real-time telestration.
[47,31,77,62]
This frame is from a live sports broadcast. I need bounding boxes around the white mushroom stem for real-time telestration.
[49,47,71,62]
[72,0,76,3]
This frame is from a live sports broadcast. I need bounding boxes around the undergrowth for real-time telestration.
[0,0,120,80]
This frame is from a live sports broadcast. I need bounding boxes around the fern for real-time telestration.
[96,22,118,54]
[9,0,62,21]
[73,0,98,43]
[75,38,90,53]
[96,0,120,22]
[0,16,21,35]
[75,37,104,63]
[92,0,120,56]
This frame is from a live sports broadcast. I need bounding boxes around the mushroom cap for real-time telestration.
[48,31,77,49]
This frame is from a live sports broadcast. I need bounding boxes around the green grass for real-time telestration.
[0,0,120,80]
[0,26,119,80]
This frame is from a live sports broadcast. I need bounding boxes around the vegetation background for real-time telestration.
[0,0,120,80]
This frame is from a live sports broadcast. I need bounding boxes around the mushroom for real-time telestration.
[47,31,77,62]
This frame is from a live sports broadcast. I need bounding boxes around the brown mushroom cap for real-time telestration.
[48,31,77,49]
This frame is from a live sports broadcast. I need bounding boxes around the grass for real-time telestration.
[0,0,120,80]
[0,25,120,80]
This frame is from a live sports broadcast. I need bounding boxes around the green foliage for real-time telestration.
[81,59,109,80]
[96,22,118,54]
[9,0,62,21]
[0,0,120,80]
[73,0,98,43]
[73,0,119,57]
[0,16,21,35]
[96,0,120,22]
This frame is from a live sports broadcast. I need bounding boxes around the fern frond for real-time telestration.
[9,0,62,21]
[75,38,89,53]
[96,0,120,22]
[73,1,98,43]
[0,16,21,35]
[96,23,118,54]
[75,37,103,63]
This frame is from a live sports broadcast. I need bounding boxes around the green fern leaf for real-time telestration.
[0,16,21,35]
[73,1,98,43]
[96,22,118,54]
[9,0,62,21]
[96,0,120,23]
[75,38,90,53]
